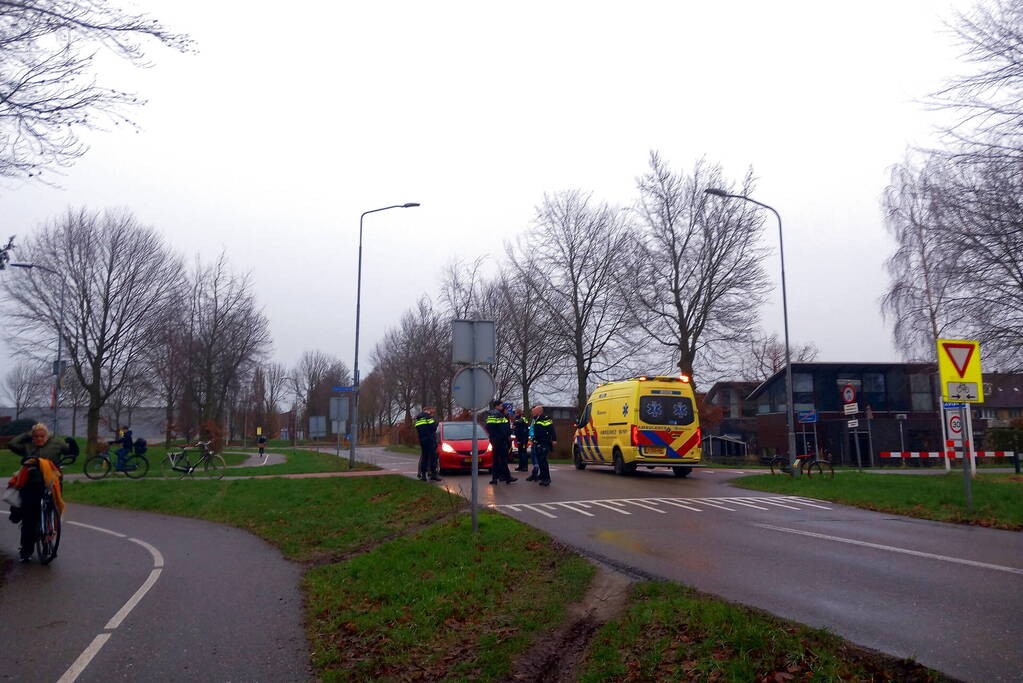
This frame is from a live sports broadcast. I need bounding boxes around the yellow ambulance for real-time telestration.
[573,375,702,477]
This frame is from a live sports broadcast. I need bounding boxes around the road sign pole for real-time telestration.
[471,327,478,535]
[853,425,862,470]
[866,408,875,468]
[959,405,973,509]
[965,407,977,477]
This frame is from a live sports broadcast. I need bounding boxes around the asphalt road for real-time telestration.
[0,503,309,682]
[372,447,1023,683]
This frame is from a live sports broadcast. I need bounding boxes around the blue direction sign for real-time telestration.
[943,401,965,409]
[797,409,818,423]
[332,386,354,392]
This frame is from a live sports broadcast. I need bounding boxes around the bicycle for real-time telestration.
[769,452,834,478]
[160,441,226,480]
[83,441,150,480]
[14,454,73,564]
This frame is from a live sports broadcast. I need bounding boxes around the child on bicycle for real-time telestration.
[108,426,133,470]
[6,424,76,561]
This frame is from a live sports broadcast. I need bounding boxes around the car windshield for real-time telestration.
[442,423,487,440]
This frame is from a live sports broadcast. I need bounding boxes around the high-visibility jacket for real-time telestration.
[531,414,556,448]
[413,412,438,444]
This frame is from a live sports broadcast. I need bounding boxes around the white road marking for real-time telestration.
[685,499,734,511]
[55,634,110,683]
[559,502,595,517]
[541,503,558,510]
[520,504,557,518]
[755,524,1023,576]
[58,521,165,683]
[655,498,704,512]
[748,498,802,510]
[591,501,631,514]
[623,499,667,513]
[718,498,771,510]
[66,520,126,538]
[782,496,833,510]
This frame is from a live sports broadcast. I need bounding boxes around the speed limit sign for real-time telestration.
[946,411,963,442]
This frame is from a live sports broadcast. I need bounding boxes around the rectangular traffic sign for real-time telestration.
[943,401,965,409]
[847,419,859,428]
[937,339,984,403]
[332,386,354,392]
[797,409,817,424]
[843,403,858,416]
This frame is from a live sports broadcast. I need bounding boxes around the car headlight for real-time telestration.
[486,442,493,452]
[441,442,455,453]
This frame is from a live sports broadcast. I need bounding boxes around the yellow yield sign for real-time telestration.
[936,339,984,403]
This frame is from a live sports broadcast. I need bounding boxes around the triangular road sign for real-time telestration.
[942,342,975,378]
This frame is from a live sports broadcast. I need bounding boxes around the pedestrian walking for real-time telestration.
[525,416,540,481]
[485,399,516,484]
[414,407,441,481]
[257,433,267,460]
[530,405,556,487]
[512,408,529,472]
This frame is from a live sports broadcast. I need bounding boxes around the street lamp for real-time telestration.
[704,188,799,476]
[349,202,420,467]
[9,262,66,436]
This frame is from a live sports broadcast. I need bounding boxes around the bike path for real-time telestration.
[0,503,310,682]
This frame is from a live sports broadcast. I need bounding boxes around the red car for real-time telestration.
[436,421,493,473]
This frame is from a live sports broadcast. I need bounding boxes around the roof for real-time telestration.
[983,373,1023,408]
[744,362,936,401]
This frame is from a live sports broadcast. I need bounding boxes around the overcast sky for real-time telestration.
[0,0,974,385]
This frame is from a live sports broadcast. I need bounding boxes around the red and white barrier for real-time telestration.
[880,451,1016,459]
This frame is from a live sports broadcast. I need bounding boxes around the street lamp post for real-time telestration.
[349,203,420,468]
[10,262,66,435]
[705,188,800,475]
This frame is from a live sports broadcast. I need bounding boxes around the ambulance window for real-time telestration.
[639,396,694,425]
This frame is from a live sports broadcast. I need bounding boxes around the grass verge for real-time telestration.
[62,475,460,562]
[735,471,1023,530]
[579,582,945,682]
[306,512,594,681]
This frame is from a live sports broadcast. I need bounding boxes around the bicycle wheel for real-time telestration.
[769,457,790,475]
[160,454,184,479]
[36,502,61,565]
[807,460,834,479]
[83,456,111,480]
[122,455,149,479]
[201,454,225,480]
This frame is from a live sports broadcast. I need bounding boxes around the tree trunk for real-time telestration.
[164,403,174,448]
[86,403,102,456]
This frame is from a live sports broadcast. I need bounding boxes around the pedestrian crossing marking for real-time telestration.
[493,496,831,519]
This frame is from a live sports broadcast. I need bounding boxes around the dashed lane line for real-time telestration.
[58,522,165,683]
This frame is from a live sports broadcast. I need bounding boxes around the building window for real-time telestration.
[863,372,886,410]
[793,373,814,411]
[909,374,933,412]
[1008,408,1022,419]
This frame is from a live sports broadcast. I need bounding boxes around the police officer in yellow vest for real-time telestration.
[414,407,441,481]
[484,399,517,484]
[530,405,557,487]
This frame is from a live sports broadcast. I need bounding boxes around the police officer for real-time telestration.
[484,399,516,484]
[414,407,441,481]
[512,408,530,472]
[530,404,556,486]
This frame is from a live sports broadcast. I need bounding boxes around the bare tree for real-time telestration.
[495,261,561,410]
[263,361,291,435]
[632,153,771,390]
[0,0,192,178]
[183,253,272,433]
[292,350,333,423]
[738,333,820,382]
[929,0,1023,159]
[3,208,183,453]
[3,361,46,418]
[881,159,964,359]
[520,190,635,409]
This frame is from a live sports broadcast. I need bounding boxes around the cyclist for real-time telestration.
[6,423,77,562]
[108,425,133,470]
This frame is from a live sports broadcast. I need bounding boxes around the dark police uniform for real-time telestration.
[512,413,529,471]
[532,412,556,486]
[414,411,440,481]
[484,407,515,484]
